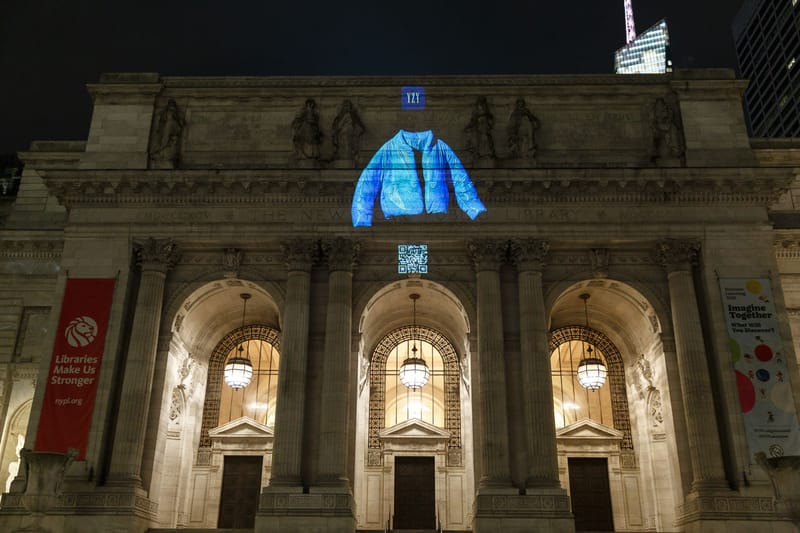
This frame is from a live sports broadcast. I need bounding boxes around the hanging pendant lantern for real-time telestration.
[224,293,254,390]
[399,294,430,390]
[576,293,607,391]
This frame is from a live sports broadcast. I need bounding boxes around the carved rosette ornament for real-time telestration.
[280,239,317,272]
[653,239,700,273]
[467,239,508,271]
[134,238,180,273]
[321,238,360,272]
[509,238,549,272]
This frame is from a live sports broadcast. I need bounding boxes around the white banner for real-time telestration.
[720,278,800,460]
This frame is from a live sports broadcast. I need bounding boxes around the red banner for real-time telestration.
[35,278,115,460]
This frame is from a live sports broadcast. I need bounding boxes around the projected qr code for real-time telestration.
[398,244,428,274]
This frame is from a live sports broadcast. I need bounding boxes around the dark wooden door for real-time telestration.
[568,457,614,531]
[218,455,262,528]
[394,456,435,530]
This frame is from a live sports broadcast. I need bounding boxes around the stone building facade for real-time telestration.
[0,70,799,532]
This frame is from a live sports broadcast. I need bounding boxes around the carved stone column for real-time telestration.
[654,239,728,492]
[268,239,315,487]
[108,238,178,487]
[317,238,359,488]
[510,239,560,489]
[467,240,512,489]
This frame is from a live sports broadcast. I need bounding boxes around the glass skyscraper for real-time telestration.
[615,20,671,75]
[733,0,800,137]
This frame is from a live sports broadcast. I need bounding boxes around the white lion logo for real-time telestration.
[65,316,98,348]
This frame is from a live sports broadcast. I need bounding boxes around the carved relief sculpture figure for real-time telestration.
[651,97,686,164]
[507,98,540,159]
[465,96,496,162]
[332,99,365,164]
[149,99,185,169]
[292,98,323,160]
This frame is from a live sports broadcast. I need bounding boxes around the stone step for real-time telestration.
[148,529,252,533]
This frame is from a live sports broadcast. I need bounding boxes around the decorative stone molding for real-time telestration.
[321,238,360,272]
[509,239,549,271]
[653,238,701,273]
[467,239,508,271]
[40,167,796,210]
[775,239,800,260]
[259,491,353,516]
[169,385,184,422]
[280,239,317,271]
[647,388,664,431]
[134,238,180,273]
[675,495,776,525]
[0,241,63,261]
[1,491,159,517]
[13,364,39,387]
[474,493,571,515]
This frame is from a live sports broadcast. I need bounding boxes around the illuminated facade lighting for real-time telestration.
[615,20,671,75]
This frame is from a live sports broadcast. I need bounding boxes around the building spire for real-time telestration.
[624,0,637,44]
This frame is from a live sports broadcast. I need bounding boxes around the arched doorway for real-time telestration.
[353,280,475,531]
[148,279,282,529]
[549,280,683,531]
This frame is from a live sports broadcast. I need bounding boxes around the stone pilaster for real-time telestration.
[317,238,358,487]
[108,238,179,487]
[268,239,316,487]
[654,239,728,493]
[509,239,560,489]
[467,239,512,490]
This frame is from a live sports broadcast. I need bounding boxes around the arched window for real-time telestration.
[218,337,280,427]
[367,326,463,466]
[199,325,280,452]
[550,325,635,452]
[551,338,614,429]
[384,338,447,428]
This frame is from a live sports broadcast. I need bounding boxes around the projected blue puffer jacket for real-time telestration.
[351,130,486,227]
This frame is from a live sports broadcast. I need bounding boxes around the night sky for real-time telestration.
[1,1,745,154]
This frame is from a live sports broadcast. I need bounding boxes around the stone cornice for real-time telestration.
[154,71,735,90]
[39,167,796,208]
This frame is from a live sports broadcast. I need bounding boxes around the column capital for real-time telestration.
[281,239,317,272]
[509,239,549,272]
[653,239,700,273]
[134,238,179,273]
[321,238,360,272]
[467,239,508,272]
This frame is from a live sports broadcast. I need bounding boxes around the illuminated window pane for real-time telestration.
[385,339,446,428]
[219,339,280,427]
[550,340,613,429]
